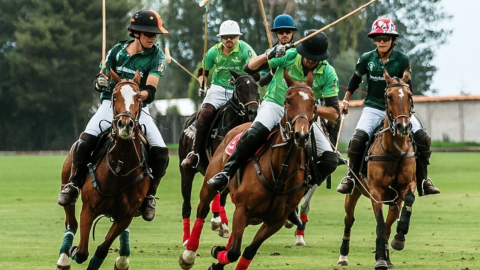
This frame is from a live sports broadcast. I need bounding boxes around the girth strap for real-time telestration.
[368,151,415,161]
[88,163,148,197]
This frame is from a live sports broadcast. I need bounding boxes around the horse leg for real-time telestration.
[295,184,319,246]
[382,203,401,269]
[372,196,389,270]
[392,185,416,251]
[114,228,131,270]
[210,194,222,231]
[86,218,133,270]
[234,219,285,270]
[56,204,78,270]
[217,192,230,238]
[70,205,96,264]
[337,189,361,266]
[181,166,197,244]
[179,181,218,270]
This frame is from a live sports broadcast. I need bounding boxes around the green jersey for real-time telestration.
[355,49,411,110]
[203,40,256,90]
[100,39,167,102]
[265,49,339,106]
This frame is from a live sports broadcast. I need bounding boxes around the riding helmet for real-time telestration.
[217,20,242,37]
[296,30,330,62]
[128,10,168,34]
[271,14,297,31]
[367,18,399,37]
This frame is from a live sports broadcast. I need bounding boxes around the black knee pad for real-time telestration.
[198,103,216,123]
[316,151,338,181]
[347,130,369,159]
[414,129,431,158]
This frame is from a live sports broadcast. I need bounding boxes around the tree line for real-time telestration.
[0,0,451,150]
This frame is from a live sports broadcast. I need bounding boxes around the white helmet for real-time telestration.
[217,20,242,37]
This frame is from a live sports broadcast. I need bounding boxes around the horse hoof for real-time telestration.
[210,246,227,259]
[284,220,294,229]
[218,223,230,238]
[210,217,221,231]
[178,250,196,270]
[114,256,129,270]
[295,235,306,246]
[391,236,405,251]
[56,253,71,270]
[375,258,389,270]
[337,255,348,266]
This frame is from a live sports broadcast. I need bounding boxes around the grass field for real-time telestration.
[0,153,478,270]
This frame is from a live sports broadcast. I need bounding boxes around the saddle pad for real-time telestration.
[225,133,242,156]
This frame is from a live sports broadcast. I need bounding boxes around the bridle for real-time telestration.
[382,82,414,137]
[110,81,142,139]
[227,75,260,117]
[280,85,316,142]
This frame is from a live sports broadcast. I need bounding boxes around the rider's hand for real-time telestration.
[94,74,109,93]
[265,44,288,60]
[340,100,350,115]
[198,87,208,98]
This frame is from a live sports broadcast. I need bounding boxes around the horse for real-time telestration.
[337,69,417,269]
[56,70,150,270]
[179,70,260,244]
[179,70,316,270]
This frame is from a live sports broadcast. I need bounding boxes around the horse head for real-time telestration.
[229,70,260,122]
[110,69,142,140]
[383,69,414,137]
[282,69,316,148]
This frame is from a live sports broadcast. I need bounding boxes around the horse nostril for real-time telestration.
[128,120,134,129]
[117,121,123,129]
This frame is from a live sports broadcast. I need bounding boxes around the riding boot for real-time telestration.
[207,122,270,192]
[336,130,369,194]
[141,146,169,221]
[57,132,98,206]
[181,103,216,168]
[414,129,440,196]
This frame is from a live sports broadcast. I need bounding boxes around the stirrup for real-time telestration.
[184,151,200,168]
[63,182,81,194]
[420,177,438,195]
[339,176,356,195]
[207,172,230,193]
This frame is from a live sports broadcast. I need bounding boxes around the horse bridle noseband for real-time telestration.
[111,81,143,138]
[228,75,260,117]
[383,82,414,137]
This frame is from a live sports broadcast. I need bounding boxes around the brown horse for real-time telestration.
[337,69,417,270]
[56,70,150,270]
[179,70,316,270]
[179,70,260,243]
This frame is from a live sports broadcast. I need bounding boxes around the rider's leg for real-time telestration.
[181,103,216,168]
[57,132,98,206]
[413,129,440,196]
[207,122,270,192]
[336,130,369,194]
[141,146,169,221]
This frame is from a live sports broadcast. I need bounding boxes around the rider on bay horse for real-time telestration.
[180,20,258,168]
[335,18,440,196]
[57,10,170,221]
[207,30,341,217]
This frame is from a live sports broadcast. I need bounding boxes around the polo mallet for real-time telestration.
[164,47,200,82]
[101,0,106,73]
[257,0,273,48]
[200,0,210,89]
[293,0,379,47]
[335,114,345,152]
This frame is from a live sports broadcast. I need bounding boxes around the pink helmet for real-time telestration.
[367,18,399,37]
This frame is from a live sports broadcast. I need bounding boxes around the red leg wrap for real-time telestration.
[217,250,231,265]
[235,255,252,270]
[219,206,228,225]
[300,214,308,223]
[211,194,221,213]
[182,218,190,243]
[186,218,204,251]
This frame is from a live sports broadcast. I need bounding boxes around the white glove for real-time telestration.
[265,44,288,60]
[94,74,109,92]
[198,87,208,98]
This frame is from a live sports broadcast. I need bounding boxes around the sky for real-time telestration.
[429,0,480,96]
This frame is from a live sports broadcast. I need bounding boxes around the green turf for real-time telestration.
[0,153,478,269]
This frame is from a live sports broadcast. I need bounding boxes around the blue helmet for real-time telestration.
[271,14,297,31]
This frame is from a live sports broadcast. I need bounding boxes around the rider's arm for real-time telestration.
[317,96,340,122]
[142,75,160,103]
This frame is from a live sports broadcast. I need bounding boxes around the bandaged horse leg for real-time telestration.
[414,129,440,196]
[391,188,416,251]
[114,229,130,270]
[295,184,318,246]
[211,194,222,231]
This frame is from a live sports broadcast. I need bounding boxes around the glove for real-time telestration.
[265,44,290,60]
[94,74,109,93]
[198,87,208,98]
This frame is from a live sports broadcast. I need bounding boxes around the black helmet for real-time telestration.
[296,30,329,62]
[127,10,168,34]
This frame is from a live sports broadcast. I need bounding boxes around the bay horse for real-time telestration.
[179,70,260,243]
[337,69,417,269]
[179,70,315,270]
[56,70,150,270]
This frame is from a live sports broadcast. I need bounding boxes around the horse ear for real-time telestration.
[382,68,391,83]
[134,70,141,85]
[283,69,294,87]
[402,69,411,83]
[229,69,240,79]
[306,71,314,87]
[110,68,121,84]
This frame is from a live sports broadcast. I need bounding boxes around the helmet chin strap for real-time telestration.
[135,34,148,51]
[378,37,396,58]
